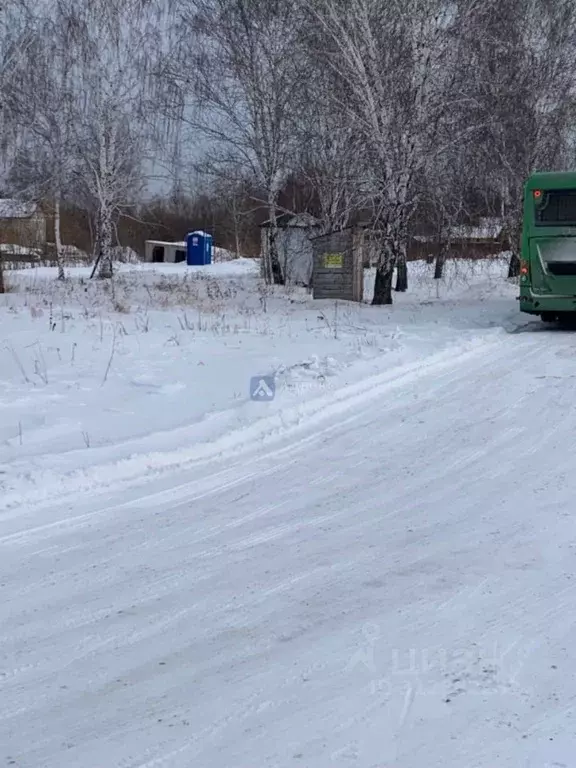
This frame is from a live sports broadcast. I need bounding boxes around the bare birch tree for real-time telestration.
[296,69,362,235]
[0,0,35,164]
[166,0,306,284]
[457,0,576,277]
[0,0,38,291]
[306,0,469,303]
[59,0,171,279]
[212,175,255,258]
[3,2,82,279]
[421,153,469,281]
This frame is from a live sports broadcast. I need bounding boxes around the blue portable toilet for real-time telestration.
[186,231,213,266]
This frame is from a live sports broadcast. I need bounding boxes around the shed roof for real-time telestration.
[146,240,186,248]
[260,212,320,228]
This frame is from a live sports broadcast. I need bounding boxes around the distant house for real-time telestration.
[0,200,46,249]
[259,212,321,286]
[410,217,507,261]
[446,217,507,258]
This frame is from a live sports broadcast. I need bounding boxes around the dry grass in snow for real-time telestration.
[0,256,520,511]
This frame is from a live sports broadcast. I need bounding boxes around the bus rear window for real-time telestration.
[535,189,576,226]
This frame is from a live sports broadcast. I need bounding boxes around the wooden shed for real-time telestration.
[0,199,47,249]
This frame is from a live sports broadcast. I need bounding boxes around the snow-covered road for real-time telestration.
[3,327,576,767]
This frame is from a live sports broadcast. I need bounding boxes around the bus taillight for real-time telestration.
[520,260,529,276]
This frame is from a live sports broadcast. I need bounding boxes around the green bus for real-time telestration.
[520,171,576,322]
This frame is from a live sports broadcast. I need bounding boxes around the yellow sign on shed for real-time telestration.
[323,252,344,268]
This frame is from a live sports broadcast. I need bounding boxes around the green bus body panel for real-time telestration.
[525,171,576,190]
[520,172,576,316]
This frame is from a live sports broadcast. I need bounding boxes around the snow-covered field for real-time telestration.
[0,257,515,513]
[3,256,576,767]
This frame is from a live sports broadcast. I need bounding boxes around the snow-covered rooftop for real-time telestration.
[414,218,504,243]
[146,240,187,248]
[0,199,39,219]
[450,218,504,241]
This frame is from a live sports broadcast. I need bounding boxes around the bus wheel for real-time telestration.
[541,312,557,323]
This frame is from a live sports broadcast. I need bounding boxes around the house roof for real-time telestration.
[260,212,320,228]
[0,199,39,219]
[449,218,504,241]
[413,218,504,243]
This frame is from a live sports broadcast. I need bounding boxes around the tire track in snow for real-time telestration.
[0,335,547,672]
[0,332,531,552]
[4,331,576,767]
[0,332,509,521]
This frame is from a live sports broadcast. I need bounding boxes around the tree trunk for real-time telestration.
[0,254,4,294]
[234,217,241,260]
[434,250,446,280]
[266,208,285,285]
[231,194,242,259]
[97,206,113,279]
[372,262,394,305]
[268,226,284,285]
[508,251,520,278]
[54,194,65,281]
[89,212,101,278]
[395,248,408,292]
[262,238,272,284]
[506,217,521,278]
[89,212,97,258]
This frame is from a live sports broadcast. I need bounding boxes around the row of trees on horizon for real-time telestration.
[1,0,576,302]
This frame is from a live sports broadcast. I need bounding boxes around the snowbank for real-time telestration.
[0,257,519,512]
